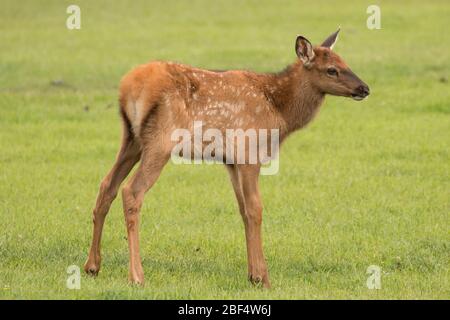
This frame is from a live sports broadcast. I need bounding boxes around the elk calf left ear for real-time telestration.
[295,36,315,67]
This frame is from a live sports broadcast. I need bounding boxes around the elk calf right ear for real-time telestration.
[321,28,340,50]
[295,36,315,67]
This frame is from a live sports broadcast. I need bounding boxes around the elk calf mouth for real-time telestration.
[351,93,366,101]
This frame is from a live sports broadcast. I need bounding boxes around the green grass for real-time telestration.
[0,0,449,299]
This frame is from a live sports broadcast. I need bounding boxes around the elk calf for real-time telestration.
[84,29,369,288]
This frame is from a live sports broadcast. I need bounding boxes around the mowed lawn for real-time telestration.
[0,0,449,299]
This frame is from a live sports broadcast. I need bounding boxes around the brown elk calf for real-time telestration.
[84,29,369,288]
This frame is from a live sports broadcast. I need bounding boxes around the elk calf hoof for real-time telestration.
[84,261,100,276]
[248,274,271,289]
[128,277,145,286]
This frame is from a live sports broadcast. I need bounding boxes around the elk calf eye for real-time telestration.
[327,68,338,76]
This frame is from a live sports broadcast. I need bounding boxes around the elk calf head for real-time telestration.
[296,29,370,101]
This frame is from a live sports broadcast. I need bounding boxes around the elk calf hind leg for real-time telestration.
[122,148,169,285]
[84,134,140,276]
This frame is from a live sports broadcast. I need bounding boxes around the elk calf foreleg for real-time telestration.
[226,165,247,224]
[238,165,270,288]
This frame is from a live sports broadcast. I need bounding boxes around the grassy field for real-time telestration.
[0,0,449,299]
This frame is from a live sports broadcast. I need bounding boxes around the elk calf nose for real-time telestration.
[357,85,370,97]
[351,84,370,101]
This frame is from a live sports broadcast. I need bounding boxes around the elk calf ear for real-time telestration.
[295,36,315,66]
[321,28,340,50]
